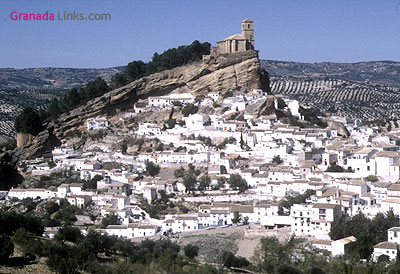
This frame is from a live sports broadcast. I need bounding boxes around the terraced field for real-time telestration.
[270,76,400,121]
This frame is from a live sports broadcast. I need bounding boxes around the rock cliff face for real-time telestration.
[14,130,62,160]
[51,50,267,139]
[327,120,350,137]
[16,133,34,148]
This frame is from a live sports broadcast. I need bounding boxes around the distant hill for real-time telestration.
[0,66,124,90]
[0,66,124,140]
[261,60,400,122]
[261,60,400,87]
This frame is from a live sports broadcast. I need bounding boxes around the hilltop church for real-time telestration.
[210,18,255,56]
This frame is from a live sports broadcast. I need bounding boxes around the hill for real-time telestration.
[261,59,400,87]
[0,67,124,90]
[0,67,124,140]
[261,60,400,121]
[50,51,266,141]
[269,77,400,121]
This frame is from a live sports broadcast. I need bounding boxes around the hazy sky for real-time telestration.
[1,0,400,68]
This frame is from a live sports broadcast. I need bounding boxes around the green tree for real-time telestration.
[45,200,60,215]
[330,210,400,259]
[228,174,248,192]
[174,166,185,178]
[326,164,346,172]
[183,173,197,193]
[364,175,379,182]
[181,103,199,117]
[101,213,121,229]
[55,226,82,243]
[219,251,250,269]
[277,264,303,274]
[85,174,103,190]
[46,243,81,274]
[279,189,316,209]
[46,98,60,119]
[125,60,147,82]
[12,227,43,259]
[66,88,81,108]
[54,202,78,226]
[145,160,160,177]
[253,237,291,273]
[0,210,44,236]
[216,177,227,189]
[110,72,128,89]
[198,175,211,190]
[121,141,128,154]
[0,235,13,263]
[167,118,176,129]
[14,107,43,135]
[231,211,242,224]
[83,77,109,99]
[273,155,283,165]
[222,90,233,99]
[240,132,245,149]
[184,244,199,259]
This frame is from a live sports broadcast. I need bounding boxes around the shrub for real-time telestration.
[14,107,43,135]
[326,164,345,172]
[145,161,160,177]
[222,90,233,99]
[184,244,199,259]
[101,213,121,229]
[181,103,199,117]
[12,227,43,259]
[55,226,83,243]
[0,235,13,263]
[364,175,379,182]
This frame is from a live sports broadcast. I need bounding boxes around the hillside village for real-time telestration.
[4,84,400,261]
[4,18,400,267]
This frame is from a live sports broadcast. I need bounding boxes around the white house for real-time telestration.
[373,227,400,261]
[106,223,158,238]
[7,188,56,200]
[208,92,220,101]
[162,215,199,234]
[291,203,342,240]
[67,195,91,209]
[331,236,357,256]
[373,241,398,261]
[148,93,194,108]
[184,114,210,131]
[137,123,162,136]
[372,151,400,182]
[87,117,108,130]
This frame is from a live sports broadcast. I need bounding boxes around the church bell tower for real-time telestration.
[241,18,254,50]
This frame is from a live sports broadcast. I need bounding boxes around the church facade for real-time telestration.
[212,18,254,55]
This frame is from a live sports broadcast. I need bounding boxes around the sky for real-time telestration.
[1,0,400,68]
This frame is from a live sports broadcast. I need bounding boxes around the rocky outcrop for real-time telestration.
[257,97,276,117]
[16,133,34,148]
[15,129,61,160]
[51,50,265,140]
[327,120,350,137]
